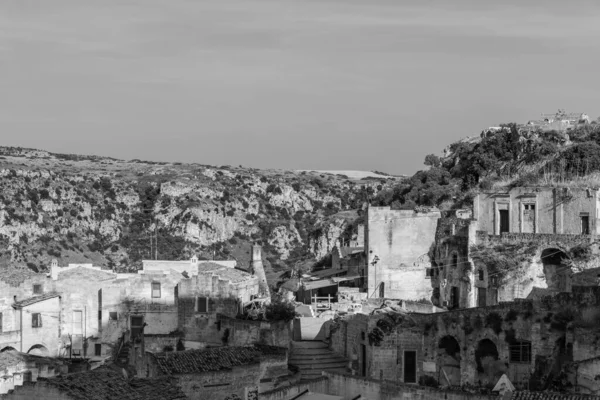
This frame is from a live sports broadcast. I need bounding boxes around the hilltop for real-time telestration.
[0,146,401,283]
[370,114,600,211]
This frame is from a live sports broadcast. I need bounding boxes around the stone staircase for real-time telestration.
[115,342,130,367]
[288,341,349,382]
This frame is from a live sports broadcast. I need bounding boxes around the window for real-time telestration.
[509,341,532,363]
[32,313,42,328]
[581,215,590,235]
[0,312,2,333]
[478,270,484,281]
[450,286,460,309]
[130,316,144,340]
[425,268,434,279]
[499,209,509,233]
[73,310,82,335]
[523,204,536,233]
[33,284,42,295]
[95,344,102,357]
[196,297,208,313]
[151,282,161,298]
[109,312,118,321]
[477,287,487,307]
[451,253,458,268]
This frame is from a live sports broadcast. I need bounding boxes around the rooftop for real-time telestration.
[0,349,63,370]
[39,366,186,400]
[196,263,254,283]
[151,345,286,375]
[12,292,60,308]
[511,391,600,400]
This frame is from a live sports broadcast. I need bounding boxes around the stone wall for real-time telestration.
[144,334,183,353]
[2,381,70,400]
[175,365,261,400]
[259,377,329,400]
[473,187,600,235]
[19,297,61,356]
[329,295,600,390]
[178,296,239,346]
[323,372,499,400]
[365,207,440,301]
[218,315,291,348]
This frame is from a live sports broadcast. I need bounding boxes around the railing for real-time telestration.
[311,295,336,310]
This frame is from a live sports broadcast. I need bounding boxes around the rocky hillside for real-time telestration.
[0,146,401,283]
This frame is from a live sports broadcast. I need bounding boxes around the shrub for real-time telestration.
[265,299,298,322]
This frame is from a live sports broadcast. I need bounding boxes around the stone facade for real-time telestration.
[365,206,440,301]
[474,187,600,235]
[329,287,600,392]
[1,256,258,360]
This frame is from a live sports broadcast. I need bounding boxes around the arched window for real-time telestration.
[451,253,458,268]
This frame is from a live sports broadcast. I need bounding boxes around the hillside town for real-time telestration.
[2,177,600,399]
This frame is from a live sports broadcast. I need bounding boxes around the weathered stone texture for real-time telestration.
[366,207,440,301]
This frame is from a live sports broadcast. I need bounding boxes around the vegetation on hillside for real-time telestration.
[371,121,600,211]
[0,146,399,277]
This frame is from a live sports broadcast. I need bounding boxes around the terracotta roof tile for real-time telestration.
[12,292,60,308]
[511,391,600,400]
[41,366,186,400]
[151,345,286,375]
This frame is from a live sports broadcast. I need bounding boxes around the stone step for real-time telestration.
[290,359,348,369]
[300,367,348,380]
[290,347,333,356]
[291,341,329,349]
[290,353,348,361]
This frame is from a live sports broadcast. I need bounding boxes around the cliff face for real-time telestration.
[0,146,400,280]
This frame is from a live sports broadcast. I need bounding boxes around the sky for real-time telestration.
[0,0,599,175]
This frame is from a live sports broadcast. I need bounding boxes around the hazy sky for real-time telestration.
[1,0,599,175]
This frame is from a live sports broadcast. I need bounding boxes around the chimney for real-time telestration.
[250,244,270,298]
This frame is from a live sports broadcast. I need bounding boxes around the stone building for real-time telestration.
[365,206,440,301]
[430,187,600,309]
[176,262,260,347]
[473,187,600,236]
[328,287,600,392]
[141,345,288,399]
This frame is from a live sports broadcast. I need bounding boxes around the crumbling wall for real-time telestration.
[218,316,291,348]
[365,207,440,301]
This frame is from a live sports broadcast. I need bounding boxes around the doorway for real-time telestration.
[361,344,367,377]
[130,315,144,340]
[499,209,509,233]
[404,350,417,383]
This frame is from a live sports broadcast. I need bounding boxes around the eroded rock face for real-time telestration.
[0,146,398,272]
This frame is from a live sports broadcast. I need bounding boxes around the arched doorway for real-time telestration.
[475,339,504,385]
[437,336,461,386]
[541,249,571,292]
[27,344,49,356]
[1,346,17,353]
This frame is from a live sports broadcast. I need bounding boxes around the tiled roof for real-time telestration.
[511,391,600,400]
[41,366,186,400]
[151,345,286,375]
[196,263,253,283]
[12,292,60,308]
